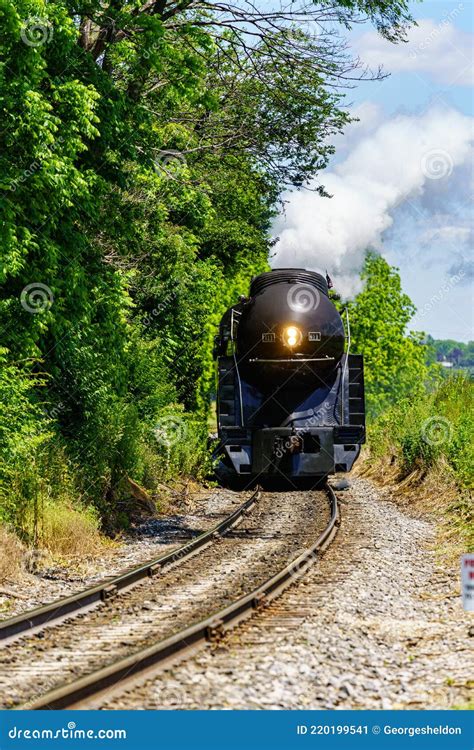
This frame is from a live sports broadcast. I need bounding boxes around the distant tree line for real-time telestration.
[426,338,474,370]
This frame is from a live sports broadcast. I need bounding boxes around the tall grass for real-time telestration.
[0,527,26,583]
[0,403,212,567]
[368,375,473,490]
[27,501,105,561]
[365,374,473,555]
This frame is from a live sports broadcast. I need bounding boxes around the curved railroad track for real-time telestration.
[2,485,339,711]
[0,489,261,644]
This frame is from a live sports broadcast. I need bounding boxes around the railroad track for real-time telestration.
[0,489,261,644]
[2,485,338,711]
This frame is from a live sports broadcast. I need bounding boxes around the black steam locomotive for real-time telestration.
[214,268,365,482]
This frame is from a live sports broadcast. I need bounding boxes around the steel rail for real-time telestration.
[0,489,261,644]
[24,484,339,710]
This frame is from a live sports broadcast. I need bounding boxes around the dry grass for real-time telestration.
[361,377,473,566]
[0,527,26,583]
[35,501,107,562]
[357,451,473,566]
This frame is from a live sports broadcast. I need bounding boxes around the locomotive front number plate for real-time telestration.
[262,332,276,343]
[308,331,321,341]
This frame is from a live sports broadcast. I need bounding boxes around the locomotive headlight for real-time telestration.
[283,325,302,348]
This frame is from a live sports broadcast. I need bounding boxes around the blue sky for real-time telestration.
[273,0,473,342]
[350,1,472,116]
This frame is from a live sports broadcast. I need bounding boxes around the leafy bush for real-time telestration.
[147,406,212,484]
[368,374,473,490]
[0,349,51,529]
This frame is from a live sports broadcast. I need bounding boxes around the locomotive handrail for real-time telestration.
[230,307,244,426]
[341,307,351,424]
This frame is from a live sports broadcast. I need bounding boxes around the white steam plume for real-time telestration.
[272,106,473,298]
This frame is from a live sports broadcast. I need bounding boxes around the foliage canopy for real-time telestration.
[1,0,414,534]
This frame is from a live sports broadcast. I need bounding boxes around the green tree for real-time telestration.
[347,252,429,418]
[0,0,416,532]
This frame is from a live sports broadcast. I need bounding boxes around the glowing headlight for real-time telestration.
[283,325,302,348]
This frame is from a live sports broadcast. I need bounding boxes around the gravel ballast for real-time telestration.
[103,478,473,710]
[1,489,330,708]
[0,488,246,620]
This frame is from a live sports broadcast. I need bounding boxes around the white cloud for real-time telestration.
[356,19,473,87]
[272,106,473,297]
[419,225,471,245]
[329,101,384,155]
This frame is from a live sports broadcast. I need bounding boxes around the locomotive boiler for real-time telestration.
[214,268,365,481]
